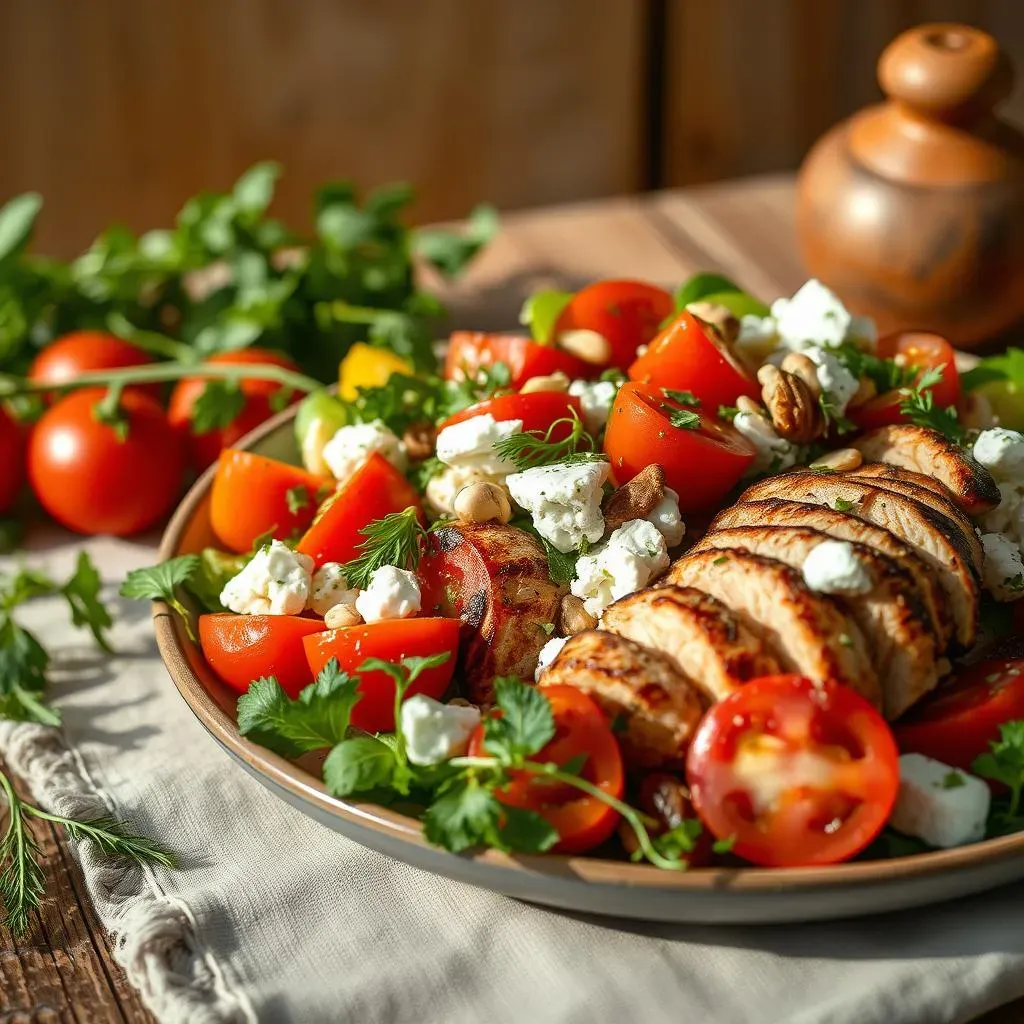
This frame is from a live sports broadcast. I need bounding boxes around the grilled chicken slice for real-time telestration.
[666,549,881,707]
[691,525,940,718]
[852,424,1000,515]
[543,629,703,768]
[600,584,781,703]
[740,473,980,648]
[711,497,952,647]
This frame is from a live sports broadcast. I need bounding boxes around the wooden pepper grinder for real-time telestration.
[797,23,1024,347]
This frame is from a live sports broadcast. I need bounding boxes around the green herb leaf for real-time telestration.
[941,771,966,790]
[285,485,310,515]
[323,736,396,796]
[661,404,700,430]
[423,777,505,853]
[232,161,281,218]
[897,366,965,442]
[519,290,574,344]
[674,272,740,310]
[182,548,248,613]
[483,677,556,764]
[340,507,428,590]
[120,555,199,639]
[497,805,560,853]
[493,409,599,471]
[832,497,856,512]
[711,835,736,854]
[61,551,113,653]
[414,204,499,278]
[962,348,1024,393]
[973,721,1024,821]
[717,404,739,423]
[662,389,700,407]
[189,380,246,433]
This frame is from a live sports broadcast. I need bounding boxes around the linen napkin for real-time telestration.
[4,531,1024,1024]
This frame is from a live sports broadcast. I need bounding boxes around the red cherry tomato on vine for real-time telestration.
[554,280,675,371]
[444,332,593,390]
[686,675,900,867]
[850,333,961,431]
[0,404,25,514]
[168,348,300,472]
[438,391,583,440]
[603,382,755,512]
[468,684,625,854]
[29,331,161,402]
[28,388,186,536]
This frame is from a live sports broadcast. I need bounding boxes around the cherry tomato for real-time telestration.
[445,332,593,390]
[296,453,423,567]
[0,403,25,514]
[553,280,675,371]
[303,618,460,732]
[29,331,161,402]
[851,332,961,431]
[28,388,186,536]
[603,382,755,513]
[200,613,327,698]
[168,348,300,472]
[894,658,1024,776]
[628,310,760,409]
[210,449,331,554]
[686,675,900,867]
[468,685,625,854]
[438,391,583,441]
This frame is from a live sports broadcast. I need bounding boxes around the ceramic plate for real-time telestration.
[154,406,1024,924]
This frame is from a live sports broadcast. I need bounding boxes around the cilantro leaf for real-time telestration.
[414,204,499,278]
[323,736,396,796]
[897,366,965,442]
[0,621,55,724]
[483,677,556,763]
[973,720,1024,819]
[423,778,504,852]
[497,805,559,853]
[120,554,199,640]
[189,380,246,433]
[662,405,700,430]
[183,548,248,613]
[236,658,362,759]
[662,389,700,407]
[61,551,112,653]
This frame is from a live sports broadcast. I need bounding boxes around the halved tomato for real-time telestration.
[628,309,760,409]
[686,675,900,867]
[438,391,583,441]
[199,613,327,698]
[444,332,593,390]
[603,382,755,512]
[302,617,460,732]
[553,280,675,371]
[295,452,423,567]
[210,449,331,554]
[468,684,624,854]
[850,332,961,431]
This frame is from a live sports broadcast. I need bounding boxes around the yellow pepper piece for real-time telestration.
[338,343,412,401]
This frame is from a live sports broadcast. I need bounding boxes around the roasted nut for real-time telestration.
[809,447,863,473]
[757,364,824,443]
[520,371,570,394]
[558,329,612,365]
[847,376,877,409]
[686,301,740,345]
[618,772,695,857]
[779,352,823,398]
[603,463,666,532]
[453,481,512,524]
[558,594,597,636]
[324,603,362,629]
[402,421,437,463]
[735,395,762,416]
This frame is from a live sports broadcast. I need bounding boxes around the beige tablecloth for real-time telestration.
[4,533,1024,1024]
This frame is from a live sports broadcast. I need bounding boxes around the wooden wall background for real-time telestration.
[0,0,1022,257]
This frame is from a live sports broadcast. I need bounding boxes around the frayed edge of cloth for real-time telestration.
[0,720,256,1024]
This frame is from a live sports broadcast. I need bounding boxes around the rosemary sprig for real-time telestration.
[340,507,429,589]
[493,409,600,471]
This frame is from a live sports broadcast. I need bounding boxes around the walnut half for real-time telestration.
[603,463,665,533]
[756,364,823,443]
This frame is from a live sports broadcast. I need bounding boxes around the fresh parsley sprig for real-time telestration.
[974,721,1024,833]
[340,507,429,590]
[897,366,965,442]
[493,409,601,471]
[120,555,200,641]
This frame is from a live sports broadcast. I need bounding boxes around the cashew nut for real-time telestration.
[558,329,612,365]
[324,603,362,629]
[520,372,570,394]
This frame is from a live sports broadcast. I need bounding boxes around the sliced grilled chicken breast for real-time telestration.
[739,473,979,648]
[666,549,881,707]
[852,424,1000,515]
[543,629,703,768]
[600,584,781,703]
[711,497,952,647]
[691,525,940,717]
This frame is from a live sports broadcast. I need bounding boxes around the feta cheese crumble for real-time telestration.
[307,562,359,617]
[648,486,685,547]
[506,459,609,553]
[571,519,670,617]
[220,540,314,616]
[321,420,407,486]
[732,409,798,475]
[435,413,523,476]
[770,278,877,351]
[973,428,1024,482]
[981,532,1024,601]
[354,565,422,623]
[801,539,873,596]
[804,345,860,415]
[568,379,618,433]
[889,754,990,849]
[400,695,481,766]
[535,635,569,680]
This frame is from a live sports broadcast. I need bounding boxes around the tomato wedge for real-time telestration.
[445,332,593,390]
[553,280,675,371]
[199,613,327,698]
[210,449,331,554]
[603,382,755,513]
[686,675,900,867]
[296,452,422,567]
[850,332,961,431]
[303,618,460,732]
[438,391,583,441]
[468,685,625,854]
[628,309,760,409]
[894,657,1024,776]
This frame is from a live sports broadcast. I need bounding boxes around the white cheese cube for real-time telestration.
[770,278,876,351]
[354,566,422,623]
[647,486,685,548]
[220,540,314,616]
[435,413,523,475]
[981,531,1024,601]
[890,754,990,849]
[321,420,407,486]
[974,428,1024,482]
[401,695,481,766]
[802,539,873,595]
[307,562,359,617]
[568,379,618,433]
[733,409,797,475]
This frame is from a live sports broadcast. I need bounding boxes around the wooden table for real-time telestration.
[2,175,1021,1023]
